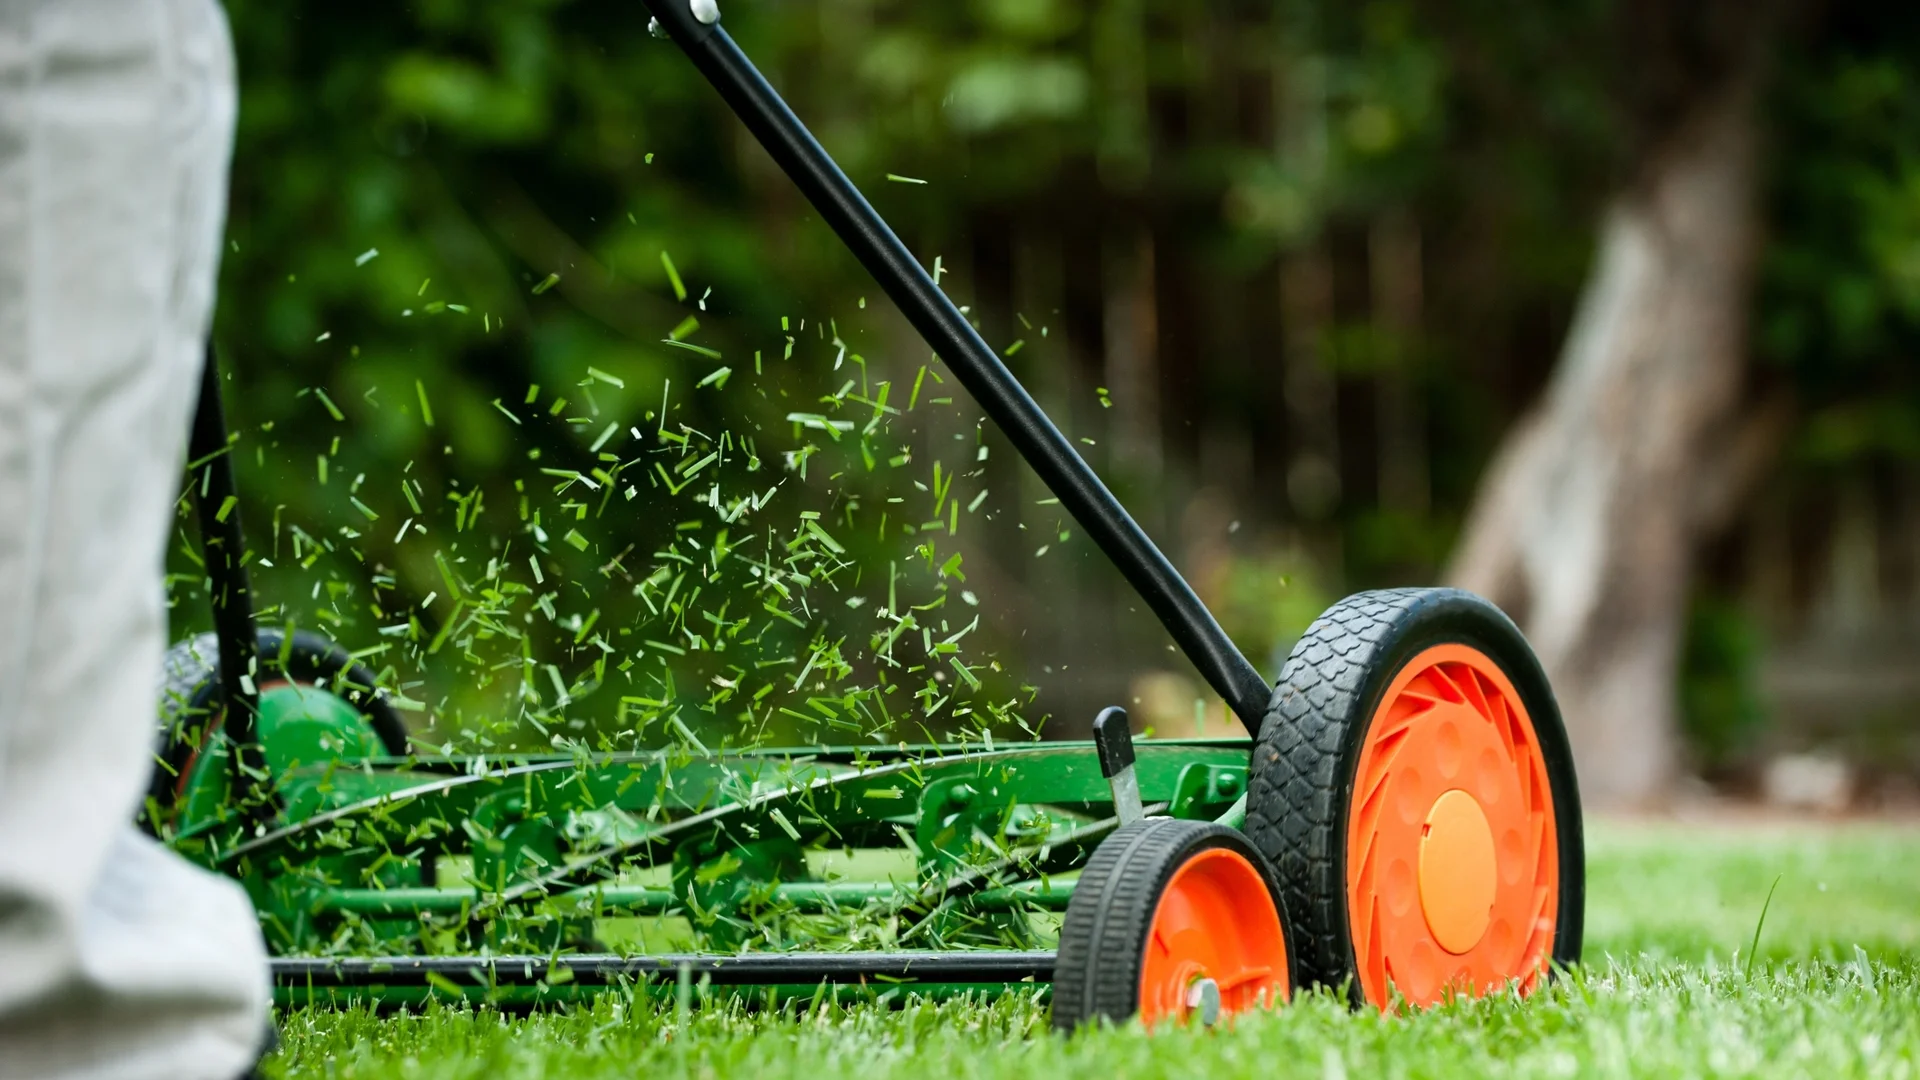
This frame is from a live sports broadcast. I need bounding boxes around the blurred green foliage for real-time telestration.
[179,0,1920,759]
[1682,4,1920,769]
[1762,6,1920,468]
[1679,597,1767,772]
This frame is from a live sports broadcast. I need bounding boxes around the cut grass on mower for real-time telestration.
[268,820,1920,1079]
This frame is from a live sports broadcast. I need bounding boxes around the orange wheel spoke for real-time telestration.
[1411,669,1463,704]
[1212,965,1272,991]
[1454,670,1493,721]
[1379,694,1438,732]
[1367,724,1416,767]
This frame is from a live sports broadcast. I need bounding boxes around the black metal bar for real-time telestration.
[272,951,1056,987]
[639,1,1273,728]
[187,343,270,816]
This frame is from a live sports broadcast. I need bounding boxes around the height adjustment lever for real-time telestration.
[1094,706,1144,825]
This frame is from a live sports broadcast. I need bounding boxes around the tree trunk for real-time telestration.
[1447,73,1764,808]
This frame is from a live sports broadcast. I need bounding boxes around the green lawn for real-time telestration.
[272,821,1920,1079]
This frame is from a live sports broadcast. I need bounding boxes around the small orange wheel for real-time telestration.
[1245,589,1583,1011]
[1053,819,1292,1031]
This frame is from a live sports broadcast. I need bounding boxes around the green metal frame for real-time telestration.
[159,686,1251,1005]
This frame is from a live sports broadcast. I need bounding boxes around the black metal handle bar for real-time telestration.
[640,1,1273,728]
[188,343,272,821]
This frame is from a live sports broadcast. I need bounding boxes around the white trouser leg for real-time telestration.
[0,2,267,1078]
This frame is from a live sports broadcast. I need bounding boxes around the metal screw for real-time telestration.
[690,0,721,24]
[1186,977,1221,1027]
[648,17,667,39]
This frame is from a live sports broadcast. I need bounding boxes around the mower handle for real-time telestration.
[188,343,277,825]
[640,0,1274,730]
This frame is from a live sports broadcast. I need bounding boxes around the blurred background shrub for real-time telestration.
[186,0,1920,808]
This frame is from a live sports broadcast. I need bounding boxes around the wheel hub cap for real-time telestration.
[1417,789,1497,953]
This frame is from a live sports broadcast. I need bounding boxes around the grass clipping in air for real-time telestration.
[169,265,1056,956]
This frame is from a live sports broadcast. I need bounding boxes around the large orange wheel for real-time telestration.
[1243,589,1583,1011]
[1053,819,1292,1031]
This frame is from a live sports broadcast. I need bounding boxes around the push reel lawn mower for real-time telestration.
[152,0,1582,1031]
